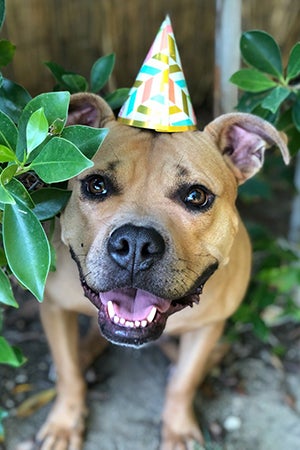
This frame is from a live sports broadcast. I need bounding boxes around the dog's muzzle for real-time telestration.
[74,224,218,347]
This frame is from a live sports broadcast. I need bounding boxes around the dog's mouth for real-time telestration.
[82,283,202,347]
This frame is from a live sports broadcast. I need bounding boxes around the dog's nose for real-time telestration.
[107,224,165,271]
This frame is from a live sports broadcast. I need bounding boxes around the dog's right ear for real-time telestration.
[204,112,290,184]
[66,93,116,128]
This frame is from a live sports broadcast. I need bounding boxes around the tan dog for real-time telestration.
[34,93,289,450]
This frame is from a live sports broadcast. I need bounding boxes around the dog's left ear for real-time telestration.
[66,92,115,128]
[204,112,290,184]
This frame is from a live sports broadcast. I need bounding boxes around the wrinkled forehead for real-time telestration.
[92,122,237,196]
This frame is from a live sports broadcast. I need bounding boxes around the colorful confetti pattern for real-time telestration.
[118,15,197,132]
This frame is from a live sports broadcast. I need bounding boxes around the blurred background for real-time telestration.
[1,0,300,114]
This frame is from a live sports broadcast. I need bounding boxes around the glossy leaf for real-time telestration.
[44,61,68,86]
[240,30,283,78]
[0,110,18,149]
[61,125,108,159]
[0,268,18,307]
[90,53,115,93]
[61,74,88,94]
[236,91,268,113]
[6,177,35,209]
[0,164,17,185]
[0,336,26,366]
[31,188,71,220]
[104,88,130,110]
[230,69,277,92]
[30,137,94,183]
[0,78,31,123]
[0,145,16,163]
[26,107,49,154]
[0,39,15,67]
[261,86,291,113]
[3,200,51,301]
[16,91,70,160]
[287,42,300,82]
[0,184,14,204]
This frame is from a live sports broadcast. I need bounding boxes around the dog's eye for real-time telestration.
[83,175,108,198]
[183,186,214,211]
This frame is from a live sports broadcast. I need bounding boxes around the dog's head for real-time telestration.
[60,93,289,347]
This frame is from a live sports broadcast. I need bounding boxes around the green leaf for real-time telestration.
[0,268,18,307]
[261,86,291,113]
[0,145,16,163]
[0,0,5,30]
[90,53,115,93]
[49,117,65,135]
[31,188,71,221]
[0,164,17,185]
[240,30,283,78]
[6,177,35,209]
[0,336,26,366]
[16,91,70,161]
[61,74,88,94]
[0,39,16,67]
[0,110,18,150]
[26,107,49,154]
[44,61,68,86]
[104,88,130,110]
[236,91,269,113]
[0,78,31,123]
[287,42,300,82]
[230,69,277,92]
[0,184,15,204]
[30,137,94,183]
[3,200,51,301]
[61,125,108,159]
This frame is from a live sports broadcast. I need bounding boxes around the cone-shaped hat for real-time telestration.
[118,15,197,132]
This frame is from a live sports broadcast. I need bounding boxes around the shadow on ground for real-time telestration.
[1,292,300,450]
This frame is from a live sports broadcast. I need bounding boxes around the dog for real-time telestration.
[31,92,289,450]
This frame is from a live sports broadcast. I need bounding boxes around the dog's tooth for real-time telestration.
[147,306,157,323]
[125,320,134,327]
[119,317,126,325]
[135,320,141,327]
[113,316,120,324]
[107,301,115,319]
[141,320,148,328]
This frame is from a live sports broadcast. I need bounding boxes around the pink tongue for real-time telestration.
[100,288,170,321]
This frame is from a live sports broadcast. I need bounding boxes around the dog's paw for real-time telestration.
[34,401,87,450]
[161,406,204,450]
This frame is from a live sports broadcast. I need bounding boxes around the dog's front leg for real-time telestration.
[36,300,87,450]
[161,321,225,450]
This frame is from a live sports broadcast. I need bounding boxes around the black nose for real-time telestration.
[107,224,165,271]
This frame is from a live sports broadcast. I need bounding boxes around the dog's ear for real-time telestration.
[66,93,115,127]
[204,113,290,184]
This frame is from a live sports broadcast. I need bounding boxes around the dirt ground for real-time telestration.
[1,287,300,450]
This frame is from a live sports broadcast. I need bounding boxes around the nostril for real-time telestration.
[107,224,165,270]
[114,238,130,255]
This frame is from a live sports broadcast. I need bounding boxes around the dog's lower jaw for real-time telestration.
[82,283,201,347]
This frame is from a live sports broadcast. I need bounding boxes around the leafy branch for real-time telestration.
[230,30,300,155]
[229,30,300,341]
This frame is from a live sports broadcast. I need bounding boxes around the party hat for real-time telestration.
[118,15,197,132]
